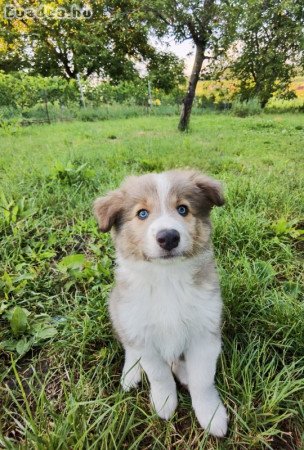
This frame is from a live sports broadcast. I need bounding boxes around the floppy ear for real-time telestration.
[194,174,225,209]
[93,190,124,232]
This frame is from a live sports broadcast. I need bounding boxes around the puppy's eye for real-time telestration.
[137,209,149,220]
[177,205,188,217]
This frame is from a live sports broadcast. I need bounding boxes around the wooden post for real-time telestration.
[148,79,152,108]
[44,91,51,124]
[76,73,86,108]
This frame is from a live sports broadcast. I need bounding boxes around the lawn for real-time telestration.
[0,113,303,449]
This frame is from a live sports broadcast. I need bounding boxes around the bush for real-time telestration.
[196,95,216,109]
[85,80,185,107]
[265,98,304,113]
[85,80,148,106]
[0,72,78,109]
[231,98,262,117]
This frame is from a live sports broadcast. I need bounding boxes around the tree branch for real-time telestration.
[143,6,173,26]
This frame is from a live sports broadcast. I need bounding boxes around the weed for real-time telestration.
[48,160,96,187]
[231,98,262,117]
[1,306,58,356]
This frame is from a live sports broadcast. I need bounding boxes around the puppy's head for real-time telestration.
[94,170,224,262]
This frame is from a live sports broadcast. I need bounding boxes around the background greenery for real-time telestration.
[0,1,303,447]
[1,71,304,129]
[0,113,303,449]
[1,0,304,130]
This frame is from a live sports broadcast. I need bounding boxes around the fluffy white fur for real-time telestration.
[114,255,228,436]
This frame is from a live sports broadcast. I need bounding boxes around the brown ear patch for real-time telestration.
[194,175,225,208]
[168,170,224,215]
[93,190,125,232]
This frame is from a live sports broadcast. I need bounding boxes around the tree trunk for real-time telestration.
[178,44,205,132]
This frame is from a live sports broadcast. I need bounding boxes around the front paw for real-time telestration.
[150,386,177,420]
[121,366,141,392]
[194,396,228,437]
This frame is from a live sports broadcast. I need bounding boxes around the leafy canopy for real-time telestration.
[0,0,183,85]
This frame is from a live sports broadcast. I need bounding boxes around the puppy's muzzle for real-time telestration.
[156,229,180,251]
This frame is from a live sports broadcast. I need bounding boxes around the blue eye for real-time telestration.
[137,209,149,220]
[177,205,188,216]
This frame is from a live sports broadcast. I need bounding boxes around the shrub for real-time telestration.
[0,72,78,109]
[85,80,185,107]
[85,80,149,106]
[265,97,304,113]
[197,95,215,109]
[231,97,262,117]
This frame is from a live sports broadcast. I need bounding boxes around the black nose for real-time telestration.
[156,229,180,251]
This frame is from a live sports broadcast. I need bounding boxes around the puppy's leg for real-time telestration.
[186,335,228,437]
[121,346,142,391]
[172,358,188,387]
[141,353,177,420]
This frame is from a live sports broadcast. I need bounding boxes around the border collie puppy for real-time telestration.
[94,170,228,437]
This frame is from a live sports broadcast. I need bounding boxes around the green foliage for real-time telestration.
[231,98,262,117]
[1,306,58,356]
[0,0,185,92]
[271,218,304,240]
[9,306,29,335]
[0,112,21,134]
[85,80,148,106]
[57,252,113,292]
[49,160,97,187]
[0,194,36,226]
[0,0,152,81]
[85,80,185,107]
[147,52,185,93]
[265,97,304,113]
[142,0,230,130]
[0,103,189,128]
[230,0,303,107]
[0,73,185,128]
[0,72,78,109]
[0,114,303,448]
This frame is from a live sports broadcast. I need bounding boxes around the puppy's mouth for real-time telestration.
[159,254,176,259]
[143,251,186,262]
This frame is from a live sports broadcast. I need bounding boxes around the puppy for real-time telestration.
[93,170,228,437]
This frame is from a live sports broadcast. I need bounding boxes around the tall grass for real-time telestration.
[231,98,262,117]
[0,102,212,127]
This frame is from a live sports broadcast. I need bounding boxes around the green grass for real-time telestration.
[0,103,203,126]
[0,113,303,449]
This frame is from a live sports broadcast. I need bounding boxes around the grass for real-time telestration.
[0,103,205,126]
[0,113,303,449]
[1,93,304,129]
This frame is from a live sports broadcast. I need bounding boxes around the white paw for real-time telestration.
[121,365,141,391]
[150,386,177,420]
[194,396,228,437]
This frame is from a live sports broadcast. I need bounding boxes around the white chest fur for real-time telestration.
[112,256,222,363]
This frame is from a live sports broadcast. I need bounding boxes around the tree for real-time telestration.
[0,0,154,81]
[147,51,185,93]
[230,0,304,107]
[143,0,236,131]
[145,0,303,128]
[0,0,185,99]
